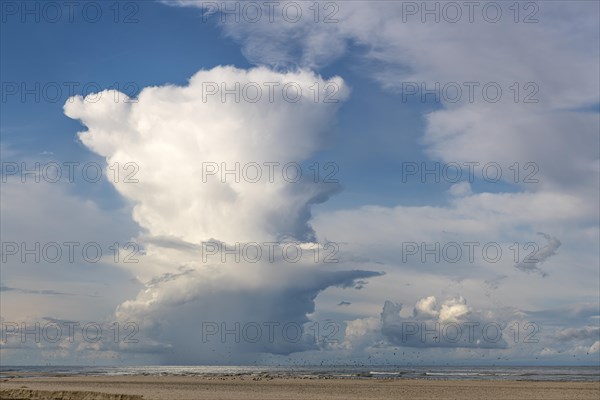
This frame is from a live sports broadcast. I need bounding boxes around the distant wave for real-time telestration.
[1,365,599,382]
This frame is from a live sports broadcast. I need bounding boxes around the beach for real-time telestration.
[2,375,599,400]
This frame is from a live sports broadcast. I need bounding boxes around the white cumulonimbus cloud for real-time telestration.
[65,66,349,245]
[63,66,384,362]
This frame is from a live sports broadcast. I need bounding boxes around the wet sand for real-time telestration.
[1,375,599,400]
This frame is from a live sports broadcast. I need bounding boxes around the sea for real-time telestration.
[1,365,599,382]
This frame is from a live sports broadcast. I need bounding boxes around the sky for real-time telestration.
[0,0,599,366]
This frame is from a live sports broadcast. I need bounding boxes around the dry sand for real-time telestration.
[1,375,599,399]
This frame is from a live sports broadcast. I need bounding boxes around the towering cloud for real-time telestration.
[65,66,349,244]
[64,66,382,362]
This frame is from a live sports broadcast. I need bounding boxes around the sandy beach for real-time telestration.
[1,375,599,400]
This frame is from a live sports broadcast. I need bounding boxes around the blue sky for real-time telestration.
[1,0,520,211]
[1,1,599,366]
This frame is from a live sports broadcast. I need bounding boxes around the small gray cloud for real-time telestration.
[146,268,195,288]
[484,275,508,290]
[142,235,200,250]
[515,232,561,277]
[0,285,99,297]
[353,280,369,290]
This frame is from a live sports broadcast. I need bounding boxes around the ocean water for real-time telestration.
[1,365,599,382]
